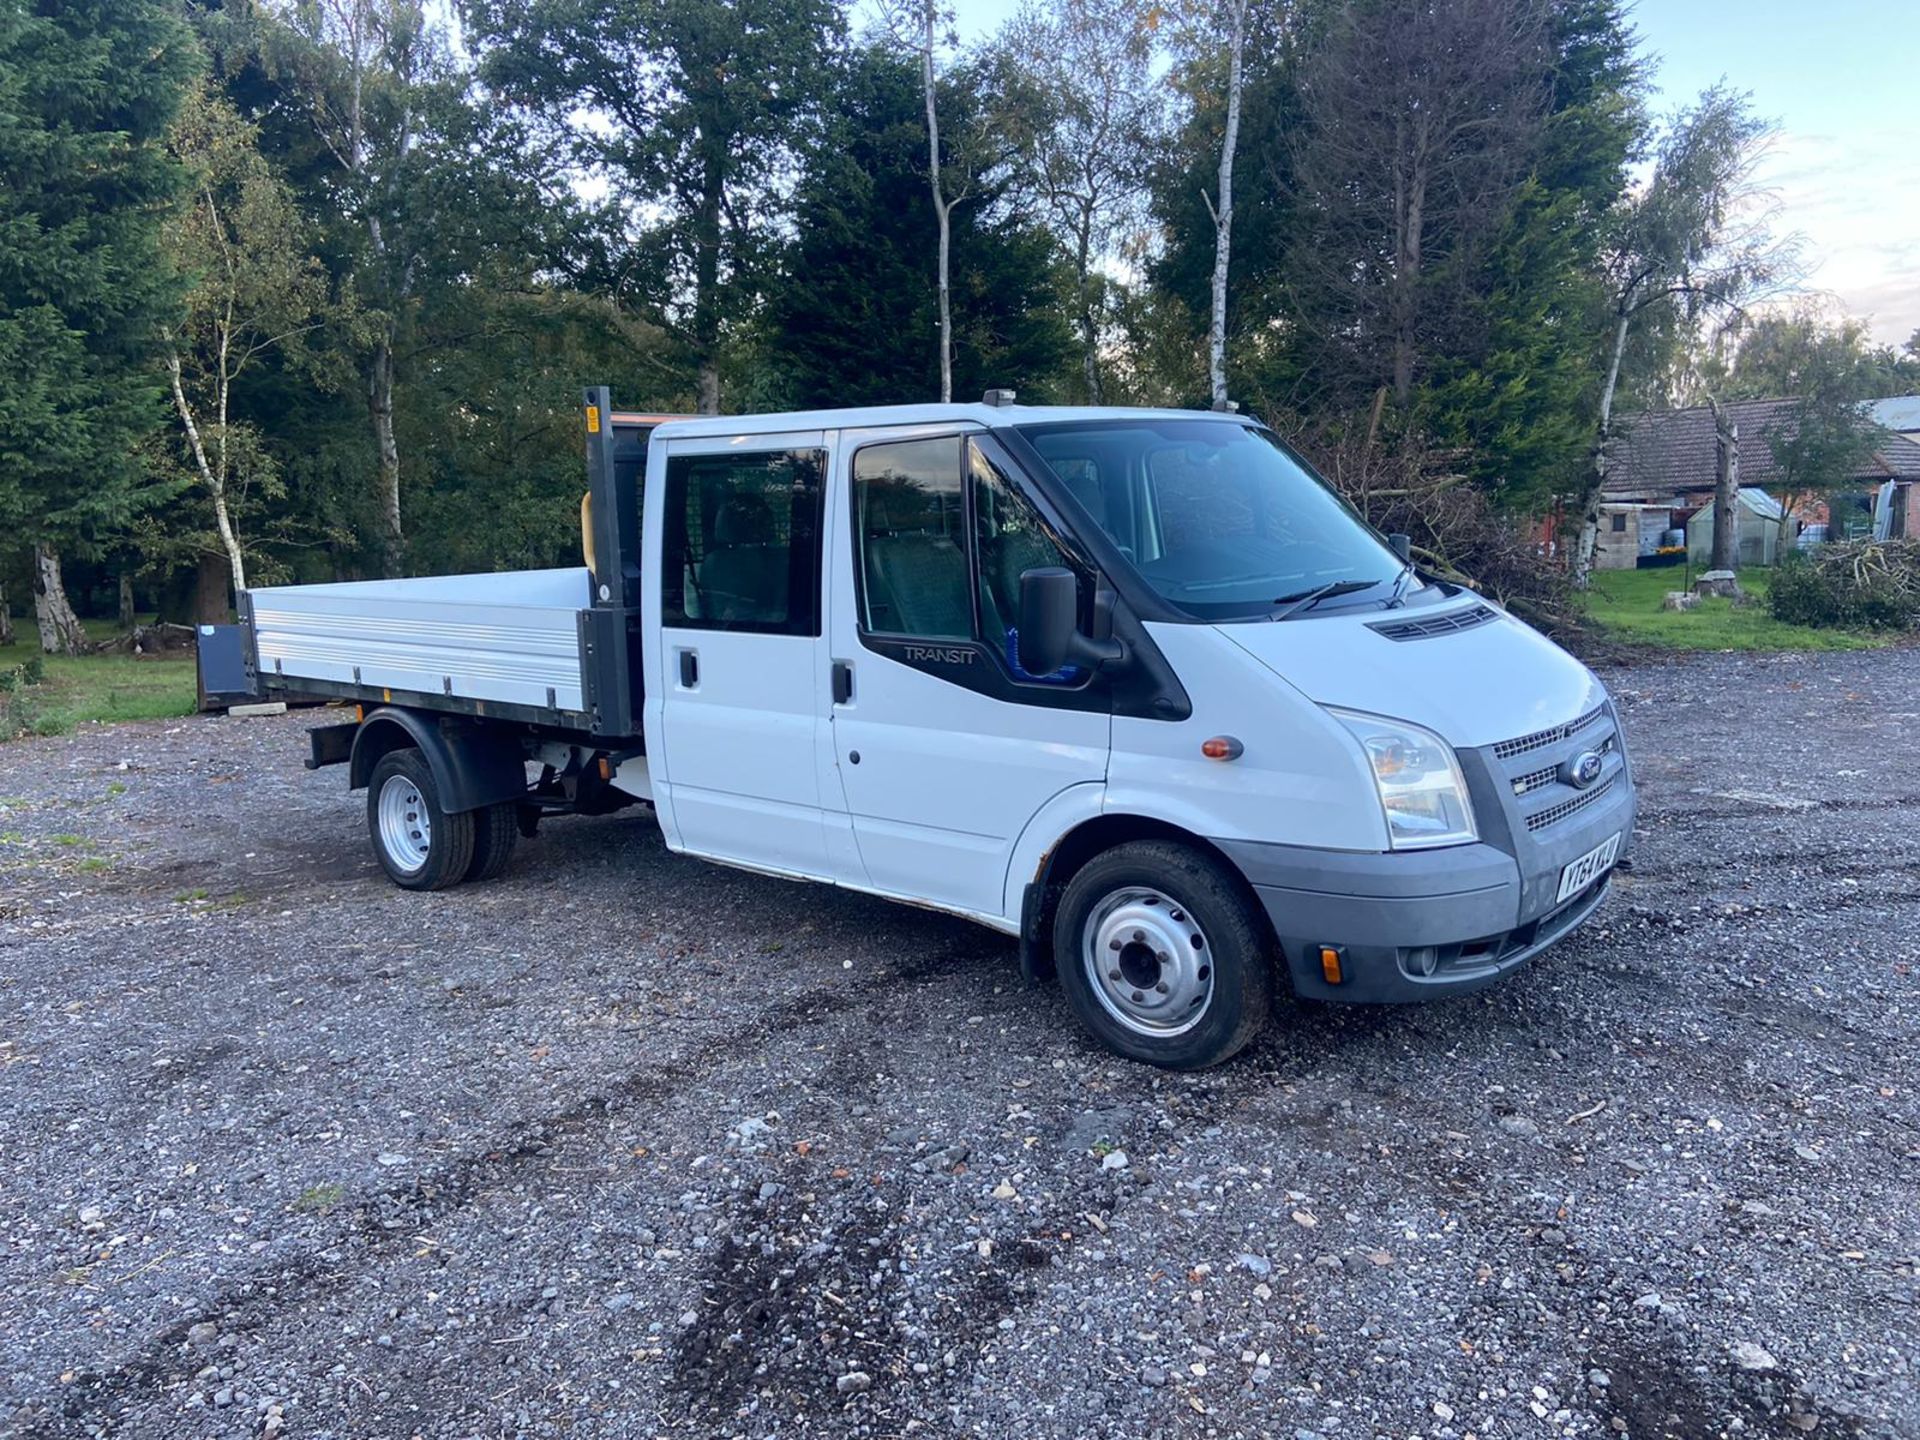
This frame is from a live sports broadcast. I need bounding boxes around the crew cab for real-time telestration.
[208,389,1636,1068]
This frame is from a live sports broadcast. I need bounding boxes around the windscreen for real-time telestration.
[1018,418,1403,620]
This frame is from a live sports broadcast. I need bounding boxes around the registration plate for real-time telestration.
[1556,832,1621,903]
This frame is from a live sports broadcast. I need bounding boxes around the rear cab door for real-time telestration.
[646,428,837,880]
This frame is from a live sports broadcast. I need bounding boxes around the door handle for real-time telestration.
[679,648,699,687]
[831,660,853,706]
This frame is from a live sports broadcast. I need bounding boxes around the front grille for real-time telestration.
[1368,604,1497,641]
[1510,735,1613,796]
[1525,775,1617,832]
[1512,763,1559,795]
[1494,705,1606,761]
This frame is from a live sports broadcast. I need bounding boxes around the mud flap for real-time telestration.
[1019,881,1056,987]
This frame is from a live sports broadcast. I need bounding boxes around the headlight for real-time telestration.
[1328,708,1478,850]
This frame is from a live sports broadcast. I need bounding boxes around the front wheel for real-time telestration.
[1053,841,1272,1069]
[367,749,474,891]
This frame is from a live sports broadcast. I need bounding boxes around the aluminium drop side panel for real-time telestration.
[248,568,592,713]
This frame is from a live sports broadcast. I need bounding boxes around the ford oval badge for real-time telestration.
[1564,750,1604,790]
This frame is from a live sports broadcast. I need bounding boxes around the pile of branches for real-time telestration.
[1281,397,1579,640]
[1769,540,1920,631]
[93,622,199,656]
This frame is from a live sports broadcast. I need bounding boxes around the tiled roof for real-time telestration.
[1606,398,1920,500]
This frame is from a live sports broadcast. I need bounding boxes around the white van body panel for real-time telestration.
[1108,623,1388,850]
[1218,602,1607,749]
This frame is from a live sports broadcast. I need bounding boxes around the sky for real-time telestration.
[940,0,1920,348]
[1629,0,1919,347]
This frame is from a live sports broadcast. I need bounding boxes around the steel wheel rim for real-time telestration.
[377,774,431,873]
[1082,886,1213,1038]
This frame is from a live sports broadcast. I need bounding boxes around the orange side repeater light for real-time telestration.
[1319,946,1344,985]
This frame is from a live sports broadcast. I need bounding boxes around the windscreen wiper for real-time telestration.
[1385,561,1417,609]
[1269,578,1377,621]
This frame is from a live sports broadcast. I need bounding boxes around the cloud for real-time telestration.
[1757,130,1920,345]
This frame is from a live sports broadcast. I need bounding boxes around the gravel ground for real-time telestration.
[1,648,1916,1440]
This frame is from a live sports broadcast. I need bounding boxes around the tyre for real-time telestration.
[1052,840,1272,1069]
[462,802,519,882]
[366,749,474,891]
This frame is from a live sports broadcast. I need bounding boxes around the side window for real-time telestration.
[971,441,1075,647]
[661,448,824,635]
[853,437,970,639]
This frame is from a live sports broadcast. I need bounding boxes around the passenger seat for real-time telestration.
[698,494,787,624]
[862,495,971,638]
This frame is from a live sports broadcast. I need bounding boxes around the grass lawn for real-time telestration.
[0,617,199,739]
[1582,565,1893,652]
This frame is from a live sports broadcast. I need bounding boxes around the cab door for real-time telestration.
[825,429,1110,923]
[652,432,834,880]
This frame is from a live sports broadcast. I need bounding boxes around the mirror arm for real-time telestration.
[1066,631,1127,670]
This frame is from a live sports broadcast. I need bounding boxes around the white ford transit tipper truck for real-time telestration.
[208,389,1635,1069]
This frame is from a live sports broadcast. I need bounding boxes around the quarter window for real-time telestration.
[661,448,825,635]
[972,442,1073,648]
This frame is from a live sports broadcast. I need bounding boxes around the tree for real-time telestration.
[1713,304,1918,403]
[1753,336,1886,555]
[763,46,1073,407]
[161,84,341,600]
[1142,0,1298,407]
[1706,394,1739,571]
[0,0,199,652]
[257,0,458,575]
[1203,0,1250,409]
[1573,85,1784,584]
[466,0,843,416]
[995,0,1162,403]
[1287,0,1556,415]
[874,0,974,403]
[1158,0,1638,513]
[1420,0,1641,510]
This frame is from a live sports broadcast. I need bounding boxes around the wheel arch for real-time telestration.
[348,707,527,815]
[1019,811,1277,983]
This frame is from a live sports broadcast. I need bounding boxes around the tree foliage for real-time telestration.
[0,0,199,553]
[464,0,844,414]
[162,81,344,594]
[762,47,1074,409]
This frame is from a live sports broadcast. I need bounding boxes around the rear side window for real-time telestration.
[661,448,825,635]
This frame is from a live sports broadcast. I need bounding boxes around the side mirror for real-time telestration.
[1388,532,1412,563]
[1017,566,1125,677]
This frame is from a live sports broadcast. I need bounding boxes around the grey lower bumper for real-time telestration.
[1217,775,1634,1003]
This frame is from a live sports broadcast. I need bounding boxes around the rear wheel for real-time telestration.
[367,750,473,891]
[1053,840,1271,1069]
[463,802,519,882]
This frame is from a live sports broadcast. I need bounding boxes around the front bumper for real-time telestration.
[1218,720,1636,1003]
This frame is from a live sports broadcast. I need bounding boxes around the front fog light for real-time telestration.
[1328,708,1478,850]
